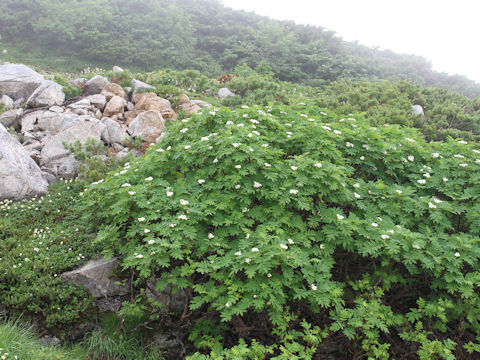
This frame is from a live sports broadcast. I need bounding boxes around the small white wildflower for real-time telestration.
[262,143,269,147]
[251,247,259,252]
[167,146,171,150]
[405,138,415,142]
[245,258,251,263]
[267,273,272,278]
[144,229,150,233]
[225,302,231,307]
[354,192,361,199]
[201,136,210,141]
[232,143,241,148]
[408,155,414,162]
[243,114,248,118]
[289,189,299,195]
[241,105,249,109]
[33,247,39,252]
[169,223,177,228]
[396,189,403,194]
[454,154,465,158]
[291,165,298,170]
[237,123,244,127]
[198,179,206,184]
[235,184,241,189]
[381,234,390,240]
[360,156,365,161]
[412,244,421,249]
[454,252,461,258]
[253,181,262,188]
[138,217,146,222]
[148,240,155,245]
[371,222,378,227]
[288,238,294,244]
[423,173,430,178]
[121,183,131,187]
[346,142,354,148]
[443,177,449,182]
[280,244,288,250]
[136,254,144,259]
[433,198,442,203]
[213,158,218,164]
[314,162,323,168]
[128,191,136,195]
[337,214,344,220]
[242,207,249,213]
[235,164,242,169]
[458,140,468,144]
[428,202,436,209]
[184,145,191,149]
[208,233,215,239]
[235,251,242,256]
[156,148,164,153]
[417,179,426,184]
[264,162,271,167]
[311,284,318,291]
[246,233,251,239]
[250,119,259,124]
[432,153,439,158]
[333,130,342,135]
[180,199,189,206]
[320,244,325,249]
[353,183,360,188]
[145,177,153,182]
[209,111,216,116]
[226,120,234,125]
[459,163,468,167]
[180,128,188,133]
[178,215,188,220]
[167,191,174,197]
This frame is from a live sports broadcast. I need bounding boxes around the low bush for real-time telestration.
[77,104,480,358]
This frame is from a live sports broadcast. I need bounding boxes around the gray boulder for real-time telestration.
[62,257,129,298]
[0,123,48,200]
[27,80,65,108]
[128,110,165,143]
[0,64,44,101]
[84,75,109,95]
[0,108,22,128]
[112,66,124,72]
[87,94,107,110]
[101,118,128,144]
[69,78,86,87]
[218,87,235,99]
[0,95,14,109]
[131,78,155,94]
[37,112,82,134]
[103,96,125,117]
[21,111,40,133]
[412,105,424,118]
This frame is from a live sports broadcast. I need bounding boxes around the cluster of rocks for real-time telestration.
[0,64,216,200]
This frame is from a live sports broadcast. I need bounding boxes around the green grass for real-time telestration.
[0,319,88,360]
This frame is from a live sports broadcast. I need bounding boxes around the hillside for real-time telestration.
[1,0,480,97]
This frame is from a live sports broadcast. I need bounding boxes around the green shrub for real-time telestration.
[79,104,480,358]
[53,74,82,99]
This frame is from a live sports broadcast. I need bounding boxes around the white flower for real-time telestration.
[459,163,468,167]
[246,233,251,239]
[148,240,155,245]
[209,111,216,116]
[454,154,465,158]
[225,302,231,307]
[322,125,331,131]
[235,184,241,189]
[167,146,171,150]
[144,229,150,233]
[33,247,39,252]
[264,162,271,167]
[423,173,430,178]
[156,148,164,153]
[198,179,206,184]
[353,183,360,188]
[243,114,248,118]
[407,156,414,162]
[180,199,189,206]
[311,284,318,291]
[251,247,259,252]
[381,234,390,240]
[241,105,249,109]
[412,244,421,249]
[428,202,436,209]
[178,215,188,220]
[213,158,218,164]
[184,145,191,149]
[138,217,146,222]
[289,189,299,195]
[288,238,294,244]
[208,233,215,239]
[145,177,153,182]
[360,156,365,161]
[267,273,272,278]
[333,130,342,135]
[337,214,344,220]
[417,179,426,184]
[169,223,177,228]
[166,191,174,197]
[128,191,136,195]
[237,123,244,127]
[320,244,325,249]
[180,128,188,133]
[235,164,242,169]
[235,251,242,256]
[245,258,251,263]
[201,136,210,141]
[346,142,354,148]
[262,143,269,147]
[121,183,131,187]
[443,177,449,182]
[280,244,288,250]
[254,181,262,188]
[291,166,298,171]
[371,222,378,228]
[458,140,468,144]
[250,119,259,124]
[242,207,249,213]
[432,153,440,158]
[405,138,415,142]
[226,120,234,125]
[314,163,322,168]
[232,143,241,148]
[454,252,461,258]
[473,149,480,154]
[433,198,442,203]
[136,254,144,259]
[396,189,403,194]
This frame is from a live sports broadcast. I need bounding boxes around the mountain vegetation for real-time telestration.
[1,0,480,97]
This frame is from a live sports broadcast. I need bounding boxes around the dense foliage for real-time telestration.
[1,0,480,96]
[71,104,480,358]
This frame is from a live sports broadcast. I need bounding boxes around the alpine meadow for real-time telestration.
[1,1,480,359]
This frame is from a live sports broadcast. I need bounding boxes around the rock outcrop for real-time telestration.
[27,80,65,108]
[0,64,44,101]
